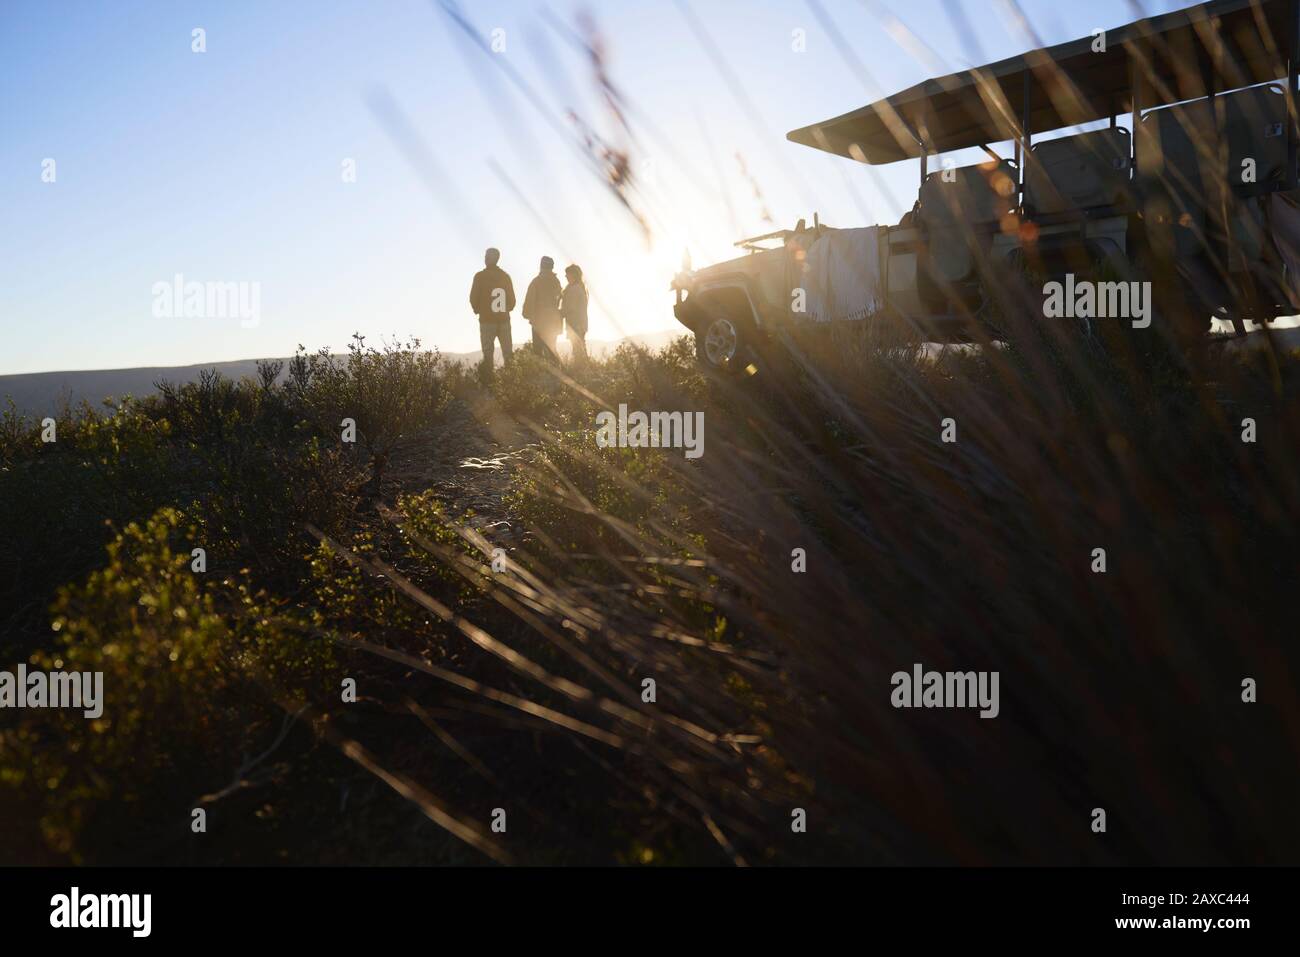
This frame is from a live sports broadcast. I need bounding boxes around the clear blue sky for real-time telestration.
[0,0,1182,374]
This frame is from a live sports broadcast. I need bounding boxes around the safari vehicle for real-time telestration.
[673,0,1300,370]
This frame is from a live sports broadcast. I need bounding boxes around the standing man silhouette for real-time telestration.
[522,256,563,362]
[470,247,515,378]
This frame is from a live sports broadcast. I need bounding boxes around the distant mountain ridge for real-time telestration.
[0,329,685,416]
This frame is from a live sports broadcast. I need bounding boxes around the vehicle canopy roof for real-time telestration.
[787,0,1296,164]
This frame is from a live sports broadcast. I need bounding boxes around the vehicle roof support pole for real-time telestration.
[1208,25,1238,284]
[1289,0,1299,188]
[1130,52,1142,172]
[1020,70,1031,212]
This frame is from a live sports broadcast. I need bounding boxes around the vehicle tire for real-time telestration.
[694,313,751,373]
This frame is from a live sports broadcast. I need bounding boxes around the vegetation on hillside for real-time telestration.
[1,323,1297,865]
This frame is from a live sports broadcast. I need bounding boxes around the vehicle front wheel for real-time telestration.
[695,315,748,373]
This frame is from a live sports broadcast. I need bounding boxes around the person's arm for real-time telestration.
[469,273,481,314]
[560,287,571,332]
[506,276,516,315]
[521,279,534,320]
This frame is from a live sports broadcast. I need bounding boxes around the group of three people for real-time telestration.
[469,248,588,373]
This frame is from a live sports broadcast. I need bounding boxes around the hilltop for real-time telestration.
[0,330,682,416]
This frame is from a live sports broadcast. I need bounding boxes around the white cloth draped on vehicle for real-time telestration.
[801,226,886,322]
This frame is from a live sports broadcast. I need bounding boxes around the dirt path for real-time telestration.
[382,390,539,549]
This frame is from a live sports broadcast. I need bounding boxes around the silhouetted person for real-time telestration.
[562,263,589,362]
[470,247,515,377]
[522,256,562,362]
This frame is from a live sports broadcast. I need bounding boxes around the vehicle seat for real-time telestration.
[918,160,1017,284]
[1025,128,1131,215]
[1220,84,1288,197]
[1138,98,1215,256]
[918,159,1018,228]
[1138,86,1287,255]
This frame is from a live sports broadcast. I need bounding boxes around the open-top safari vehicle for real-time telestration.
[673,0,1300,370]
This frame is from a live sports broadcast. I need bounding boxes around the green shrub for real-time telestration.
[285,334,452,490]
[0,508,336,858]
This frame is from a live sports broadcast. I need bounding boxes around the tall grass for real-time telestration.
[2,327,1297,864]
[441,325,1300,865]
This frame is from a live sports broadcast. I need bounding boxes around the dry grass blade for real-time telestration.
[283,697,513,865]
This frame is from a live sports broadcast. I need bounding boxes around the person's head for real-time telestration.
[564,263,583,283]
[484,247,500,267]
[540,256,554,273]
